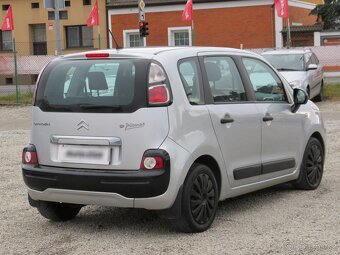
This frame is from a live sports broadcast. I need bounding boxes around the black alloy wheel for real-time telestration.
[175,163,219,233]
[305,143,323,186]
[294,137,324,190]
[190,173,216,225]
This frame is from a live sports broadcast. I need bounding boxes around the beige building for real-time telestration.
[0,0,107,56]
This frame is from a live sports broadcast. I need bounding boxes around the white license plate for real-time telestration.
[58,145,110,165]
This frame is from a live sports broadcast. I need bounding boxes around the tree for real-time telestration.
[310,0,340,30]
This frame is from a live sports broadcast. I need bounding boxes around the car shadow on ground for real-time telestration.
[37,183,301,234]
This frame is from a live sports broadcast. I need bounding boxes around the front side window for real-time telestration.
[311,53,319,65]
[0,30,12,51]
[35,59,150,113]
[168,27,192,46]
[304,53,312,68]
[66,25,93,48]
[178,58,203,104]
[204,56,247,103]
[242,58,287,102]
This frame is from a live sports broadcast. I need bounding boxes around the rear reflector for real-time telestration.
[140,156,164,170]
[148,85,170,105]
[85,53,109,58]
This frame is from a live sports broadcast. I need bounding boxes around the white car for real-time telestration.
[262,49,324,101]
[22,47,326,232]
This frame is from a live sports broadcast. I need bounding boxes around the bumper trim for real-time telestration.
[27,188,134,207]
[22,149,170,198]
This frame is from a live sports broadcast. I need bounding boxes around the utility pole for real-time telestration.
[138,0,148,42]
[44,0,64,55]
[54,0,63,55]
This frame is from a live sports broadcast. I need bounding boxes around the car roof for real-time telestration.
[60,46,259,60]
[262,49,312,55]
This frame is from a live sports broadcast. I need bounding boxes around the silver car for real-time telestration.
[22,47,326,232]
[262,49,324,101]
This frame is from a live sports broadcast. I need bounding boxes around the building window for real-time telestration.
[66,25,93,48]
[168,27,192,46]
[5,77,13,85]
[32,24,47,55]
[0,30,12,51]
[123,30,146,48]
[48,10,68,20]
[65,1,71,7]
[2,4,9,11]
[83,0,91,5]
[31,2,39,8]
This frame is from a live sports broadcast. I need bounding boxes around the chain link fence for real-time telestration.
[1,37,339,104]
[0,38,109,104]
[247,45,340,68]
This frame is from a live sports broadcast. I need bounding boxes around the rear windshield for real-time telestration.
[35,58,150,112]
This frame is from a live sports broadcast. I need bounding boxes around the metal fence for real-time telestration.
[1,43,340,104]
[0,38,109,104]
[247,45,340,69]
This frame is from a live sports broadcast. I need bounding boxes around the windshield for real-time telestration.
[35,58,150,112]
[263,54,304,71]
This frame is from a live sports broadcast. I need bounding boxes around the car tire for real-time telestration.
[314,82,324,102]
[37,201,82,221]
[293,138,324,190]
[175,163,219,233]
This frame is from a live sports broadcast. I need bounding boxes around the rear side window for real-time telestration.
[203,56,247,103]
[178,58,204,105]
[35,59,150,112]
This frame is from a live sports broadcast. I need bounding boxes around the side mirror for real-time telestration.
[292,88,308,112]
[307,64,317,71]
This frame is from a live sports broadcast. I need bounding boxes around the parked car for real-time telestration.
[262,48,324,101]
[22,47,326,232]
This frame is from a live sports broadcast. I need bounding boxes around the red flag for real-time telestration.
[87,0,99,27]
[181,0,193,21]
[274,0,289,19]
[1,5,14,31]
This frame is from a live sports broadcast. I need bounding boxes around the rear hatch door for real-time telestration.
[32,57,169,170]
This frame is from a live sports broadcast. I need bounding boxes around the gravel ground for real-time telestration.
[0,102,339,255]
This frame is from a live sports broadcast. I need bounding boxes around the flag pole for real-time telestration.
[97,0,100,49]
[191,19,194,46]
[98,26,101,49]
[12,30,19,104]
[286,18,291,48]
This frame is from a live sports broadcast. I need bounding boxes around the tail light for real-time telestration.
[148,85,170,104]
[148,63,171,105]
[22,145,38,165]
[140,156,164,170]
[140,149,170,171]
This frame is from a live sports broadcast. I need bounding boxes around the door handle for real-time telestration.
[221,114,234,124]
[263,114,274,122]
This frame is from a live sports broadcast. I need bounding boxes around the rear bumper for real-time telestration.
[22,149,170,199]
